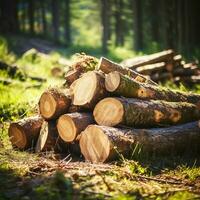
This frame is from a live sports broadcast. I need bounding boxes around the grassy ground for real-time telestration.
[0,35,200,200]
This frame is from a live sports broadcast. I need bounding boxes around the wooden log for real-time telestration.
[135,62,166,75]
[80,122,200,163]
[151,72,173,82]
[173,67,200,76]
[93,97,200,127]
[70,71,107,109]
[174,76,200,86]
[105,71,200,105]
[8,116,43,150]
[121,49,174,69]
[57,112,94,142]
[97,57,157,85]
[64,69,82,86]
[39,88,71,120]
[35,121,62,152]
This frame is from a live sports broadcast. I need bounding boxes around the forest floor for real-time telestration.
[0,35,200,200]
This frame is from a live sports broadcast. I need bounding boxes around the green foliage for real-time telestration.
[0,36,16,64]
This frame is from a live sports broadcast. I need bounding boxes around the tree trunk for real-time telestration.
[93,97,200,127]
[35,121,63,152]
[101,0,110,53]
[80,122,200,163]
[132,0,143,51]
[70,71,107,109]
[57,112,94,142]
[9,116,43,150]
[28,0,35,34]
[51,0,60,43]
[39,88,71,120]
[64,0,71,45]
[40,0,47,35]
[98,57,157,85]
[105,71,200,106]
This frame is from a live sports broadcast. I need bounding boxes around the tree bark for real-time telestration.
[80,122,200,163]
[98,57,157,85]
[9,116,43,150]
[64,69,82,86]
[70,71,107,109]
[105,71,200,106]
[39,88,71,120]
[57,112,94,142]
[93,97,200,127]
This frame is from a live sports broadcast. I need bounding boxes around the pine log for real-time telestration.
[64,68,82,86]
[39,88,71,120]
[151,72,173,82]
[57,112,94,142]
[93,97,200,127]
[35,121,62,152]
[173,67,200,76]
[135,62,166,75]
[105,71,200,105]
[80,122,200,163]
[121,49,174,69]
[8,116,43,150]
[97,57,157,85]
[70,71,107,109]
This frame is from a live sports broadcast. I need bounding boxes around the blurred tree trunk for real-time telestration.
[40,1,47,35]
[28,0,35,34]
[0,0,19,33]
[114,0,124,46]
[131,0,143,51]
[64,0,71,46]
[51,0,60,43]
[101,0,110,53]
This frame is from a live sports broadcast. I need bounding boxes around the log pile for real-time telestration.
[121,50,200,87]
[8,53,200,163]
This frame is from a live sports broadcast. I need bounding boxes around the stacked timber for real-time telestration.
[121,50,200,87]
[8,52,200,163]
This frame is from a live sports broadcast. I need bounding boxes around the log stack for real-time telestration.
[8,51,200,163]
[121,50,200,87]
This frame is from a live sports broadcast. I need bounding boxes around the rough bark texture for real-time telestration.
[94,97,200,127]
[39,88,71,120]
[80,122,200,163]
[105,71,200,106]
[64,69,82,86]
[98,57,157,85]
[9,116,43,150]
[121,49,174,69]
[70,71,107,109]
[57,112,94,142]
[35,121,61,152]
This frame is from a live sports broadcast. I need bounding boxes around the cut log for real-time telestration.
[57,112,94,142]
[173,67,200,76]
[68,104,83,113]
[135,62,166,75]
[151,72,173,82]
[105,71,200,105]
[80,122,200,163]
[70,71,107,109]
[97,57,157,85]
[8,116,43,150]
[64,68,82,86]
[93,97,200,127]
[121,49,174,69]
[39,88,71,120]
[35,121,61,152]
